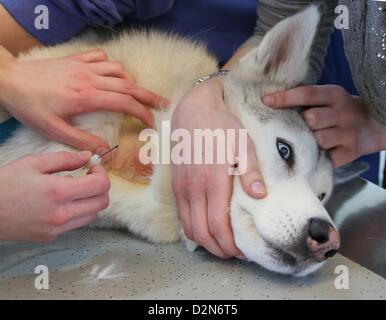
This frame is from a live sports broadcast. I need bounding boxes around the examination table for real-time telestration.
[0,178,385,299]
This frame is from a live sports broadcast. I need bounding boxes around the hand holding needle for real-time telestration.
[87,145,119,168]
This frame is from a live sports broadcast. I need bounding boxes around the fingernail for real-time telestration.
[306,114,315,127]
[160,98,171,108]
[262,96,274,106]
[237,255,246,260]
[79,151,92,158]
[315,132,323,145]
[251,181,266,195]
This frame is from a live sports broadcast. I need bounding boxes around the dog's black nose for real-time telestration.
[307,218,340,262]
[309,218,330,243]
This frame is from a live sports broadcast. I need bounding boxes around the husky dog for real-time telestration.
[0,6,340,276]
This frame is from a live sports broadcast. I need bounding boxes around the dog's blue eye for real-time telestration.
[277,141,291,160]
[278,143,290,159]
[276,139,294,166]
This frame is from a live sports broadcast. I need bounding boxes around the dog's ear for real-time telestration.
[233,5,321,93]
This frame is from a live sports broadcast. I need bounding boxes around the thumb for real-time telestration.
[239,138,267,199]
[0,45,16,61]
[49,117,109,152]
[29,151,92,174]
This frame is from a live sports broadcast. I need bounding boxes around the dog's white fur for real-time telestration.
[0,6,335,276]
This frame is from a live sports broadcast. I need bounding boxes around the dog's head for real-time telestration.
[224,6,339,276]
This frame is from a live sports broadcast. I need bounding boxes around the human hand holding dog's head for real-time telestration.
[262,85,386,167]
[171,76,266,260]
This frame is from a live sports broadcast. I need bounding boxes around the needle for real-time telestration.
[98,145,119,159]
[87,145,119,167]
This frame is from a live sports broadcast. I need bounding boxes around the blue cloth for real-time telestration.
[0,118,20,144]
[125,0,259,65]
[0,0,258,64]
[0,0,175,45]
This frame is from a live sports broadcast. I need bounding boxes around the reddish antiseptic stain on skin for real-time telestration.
[106,119,153,184]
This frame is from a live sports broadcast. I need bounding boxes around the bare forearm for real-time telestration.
[0,4,42,121]
[0,4,42,56]
[367,116,386,154]
[0,45,14,92]
[0,46,14,121]
[378,128,386,152]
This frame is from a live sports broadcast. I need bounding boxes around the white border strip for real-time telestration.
[379,151,386,187]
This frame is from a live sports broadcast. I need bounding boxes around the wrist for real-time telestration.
[201,75,227,111]
[193,70,228,88]
[372,119,386,152]
[179,72,227,116]
[192,70,226,96]
[358,112,386,156]
[0,46,17,108]
[0,45,14,70]
[208,73,226,93]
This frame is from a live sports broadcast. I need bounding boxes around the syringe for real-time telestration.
[87,145,119,167]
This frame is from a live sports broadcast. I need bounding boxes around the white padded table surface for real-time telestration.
[0,178,385,300]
